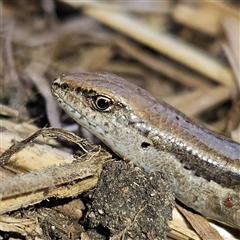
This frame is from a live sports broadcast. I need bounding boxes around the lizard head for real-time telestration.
[51,72,159,167]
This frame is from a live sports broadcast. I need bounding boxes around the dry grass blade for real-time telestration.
[172,1,239,36]
[0,104,19,117]
[221,16,240,142]
[169,86,232,117]
[77,3,235,87]
[221,16,240,89]
[116,37,212,90]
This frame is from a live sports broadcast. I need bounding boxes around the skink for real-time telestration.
[51,72,240,229]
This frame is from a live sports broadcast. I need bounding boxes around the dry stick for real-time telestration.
[0,160,98,200]
[79,3,234,87]
[0,163,99,214]
[176,204,224,240]
[0,119,58,146]
[0,127,93,166]
[116,37,212,90]
[0,126,75,172]
[0,128,43,166]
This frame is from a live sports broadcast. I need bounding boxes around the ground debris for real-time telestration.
[1,1,239,239]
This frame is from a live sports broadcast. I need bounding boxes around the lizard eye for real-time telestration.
[61,83,69,91]
[94,95,113,111]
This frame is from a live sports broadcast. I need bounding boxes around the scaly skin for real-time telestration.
[51,72,240,229]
